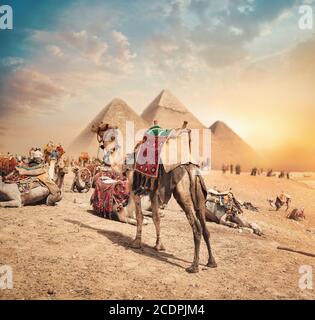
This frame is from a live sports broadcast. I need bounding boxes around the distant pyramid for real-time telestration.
[141,89,211,164]
[141,89,206,128]
[210,121,260,170]
[69,98,149,156]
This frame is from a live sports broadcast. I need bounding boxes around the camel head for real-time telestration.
[72,166,80,175]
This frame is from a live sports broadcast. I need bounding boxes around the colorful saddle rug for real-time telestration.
[135,125,173,178]
[16,163,47,176]
[91,172,129,219]
[4,170,59,196]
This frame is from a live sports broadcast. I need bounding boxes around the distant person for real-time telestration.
[33,148,43,163]
[286,172,290,179]
[230,164,234,174]
[235,164,241,175]
[29,148,43,166]
[251,168,257,176]
[267,169,274,177]
[50,149,59,160]
[278,171,285,178]
[29,147,35,159]
[222,163,228,174]
[56,143,65,159]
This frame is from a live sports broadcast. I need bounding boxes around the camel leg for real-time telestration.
[0,199,22,208]
[0,183,22,207]
[151,193,165,251]
[219,215,238,228]
[173,176,202,273]
[46,192,62,206]
[195,179,217,268]
[71,181,76,192]
[117,207,148,226]
[130,194,143,248]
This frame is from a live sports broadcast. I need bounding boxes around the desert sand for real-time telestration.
[1,171,315,300]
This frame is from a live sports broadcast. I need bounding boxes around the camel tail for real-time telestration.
[186,165,207,214]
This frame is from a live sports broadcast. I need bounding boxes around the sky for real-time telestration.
[0,0,314,170]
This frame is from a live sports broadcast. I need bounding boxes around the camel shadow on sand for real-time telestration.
[64,218,196,270]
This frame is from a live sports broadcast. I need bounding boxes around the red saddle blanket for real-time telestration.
[91,173,129,218]
[135,126,172,178]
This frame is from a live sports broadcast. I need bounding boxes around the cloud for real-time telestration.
[46,45,63,57]
[1,57,24,67]
[33,28,136,72]
[0,67,69,119]
[111,30,137,63]
[58,30,108,64]
[0,24,137,123]
[144,0,299,71]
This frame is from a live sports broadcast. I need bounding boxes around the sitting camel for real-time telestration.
[91,174,151,226]
[71,166,92,193]
[205,199,263,236]
[0,174,62,208]
[54,156,69,189]
[0,157,65,208]
[287,208,305,221]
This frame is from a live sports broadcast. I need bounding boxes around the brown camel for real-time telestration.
[54,157,69,189]
[102,123,217,273]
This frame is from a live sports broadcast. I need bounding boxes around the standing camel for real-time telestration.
[102,123,217,273]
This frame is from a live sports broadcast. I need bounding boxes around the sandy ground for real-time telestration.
[1,171,315,300]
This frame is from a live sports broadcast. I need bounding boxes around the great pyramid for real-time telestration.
[210,121,261,171]
[141,89,211,164]
[141,89,206,129]
[69,98,149,156]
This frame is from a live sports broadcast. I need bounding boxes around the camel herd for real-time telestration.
[0,122,270,273]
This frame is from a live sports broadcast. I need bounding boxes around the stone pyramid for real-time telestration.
[141,89,211,164]
[141,89,206,128]
[69,98,149,156]
[210,121,261,170]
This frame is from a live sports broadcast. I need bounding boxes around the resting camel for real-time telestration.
[101,122,217,273]
[71,160,104,192]
[54,157,69,189]
[205,200,263,236]
[71,166,92,193]
[0,159,65,208]
[0,174,62,208]
[87,148,154,225]
[287,208,305,221]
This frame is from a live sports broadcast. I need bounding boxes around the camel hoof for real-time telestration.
[130,239,142,249]
[154,243,166,251]
[186,265,199,273]
[207,261,217,268]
